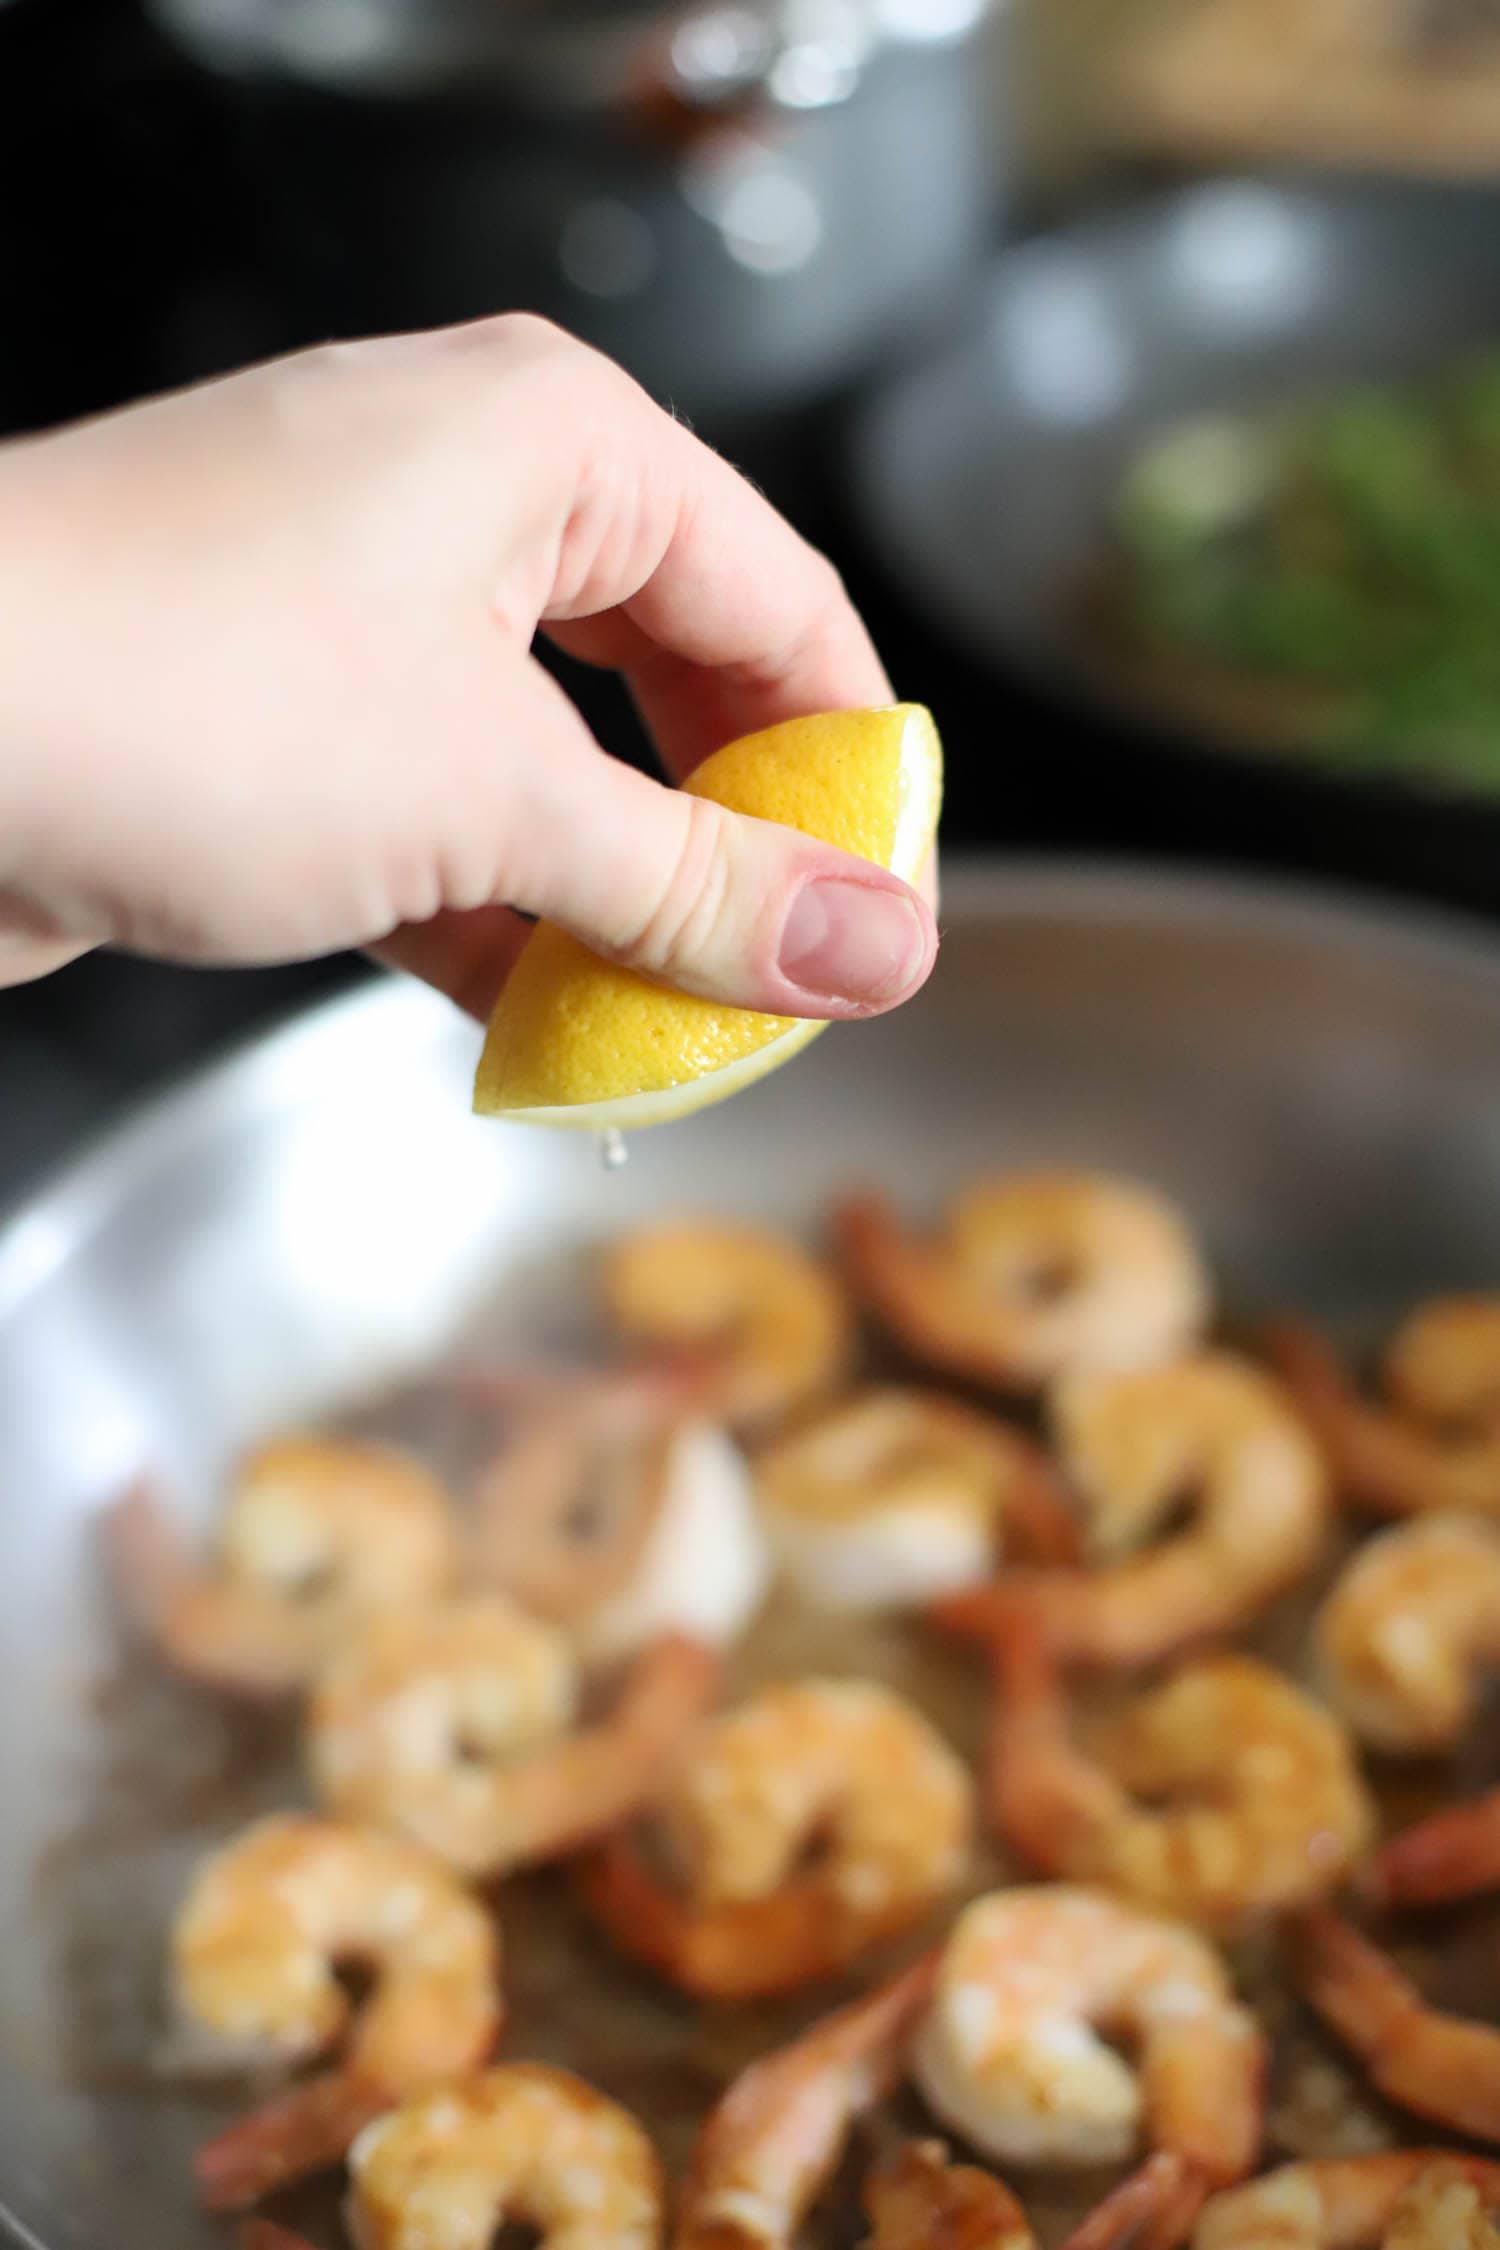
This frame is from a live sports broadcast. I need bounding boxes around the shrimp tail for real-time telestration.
[543,1631,721,1857]
[832,1193,999,1390]
[1295,1909,1500,2142]
[578,1830,928,2000]
[1003,1460,1085,1570]
[195,2069,390,2211]
[983,1611,1121,1876]
[862,2139,1035,2250]
[926,1581,1023,1646]
[239,2225,322,2250]
[104,1476,303,1699]
[612,1632,722,1752]
[1369,1787,1500,1905]
[1294,1908,1421,2056]
[106,1477,191,1636]
[1262,1317,1440,1519]
[676,1954,941,2250]
[1057,2153,1203,2250]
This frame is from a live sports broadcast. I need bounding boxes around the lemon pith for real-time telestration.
[472,705,941,1129]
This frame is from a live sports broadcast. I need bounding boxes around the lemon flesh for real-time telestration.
[473,704,942,1130]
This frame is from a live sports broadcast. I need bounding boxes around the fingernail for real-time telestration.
[778,880,927,1004]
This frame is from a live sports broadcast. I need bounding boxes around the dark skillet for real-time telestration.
[847,176,1500,912]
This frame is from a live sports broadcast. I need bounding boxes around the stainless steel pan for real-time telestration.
[11,862,1500,2249]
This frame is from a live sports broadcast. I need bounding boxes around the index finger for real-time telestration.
[532,361,892,779]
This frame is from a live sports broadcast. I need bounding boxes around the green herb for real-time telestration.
[1113,350,1500,790]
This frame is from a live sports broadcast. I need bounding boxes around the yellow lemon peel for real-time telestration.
[473,704,941,1130]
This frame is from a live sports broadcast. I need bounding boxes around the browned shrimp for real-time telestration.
[835,1172,1210,1395]
[675,1946,1213,2250]
[982,1620,1372,1926]
[863,2141,1200,2250]
[933,1355,1328,1669]
[308,1603,720,1875]
[474,1371,766,1666]
[1194,2153,1500,2249]
[862,2141,1037,2250]
[1316,1514,1500,1752]
[108,1439,457,1696]
[176,1815,501,2209]
[347,2063,664,2250]
[1372,1788,1500,1907]
[912,1888,1263,2183]
[1267,1305,1500,1518]
[579,1679,972,1999]
[754,1387,1079,1614]
[1384,2162,1500,2250]
[601,1220,852,1434]
[675,1953,939,2250]
[1296,1908,1500,2146]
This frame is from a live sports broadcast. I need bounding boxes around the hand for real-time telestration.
[0,316,937,1022]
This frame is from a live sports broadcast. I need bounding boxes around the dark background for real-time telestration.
[1,0,1489,1200]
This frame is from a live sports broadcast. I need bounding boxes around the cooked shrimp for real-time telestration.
[834,1172,1210,1394]
[911,1888,1263,2179]
[346,2063,662,2250]
[984,1622,1372,1925]
[676,1952,1205,2250]
[1296,1908,1500,2145]
[754,1387,1080,1614]
[863,2142,1199,2250]
[109,1439,456,1696]
[862,2140,1037,2250]
[1384,1299,1500,1425]
[579,1679,972,1998]
[1194,2153,1500,2250]
[933,1355,1328,1669]
[1316,1514,1500,1752]
[601,1220,851,1433]
[676,1953,939,2250]
[308,1604,719,1875]
[1266,1308,1500,1518]
[1384,2161,1500,2250]
[1371,1787,1500,1906]
[1064,2155,1209,2250]
[176,1814,500,2209]
[475,1375,766,1666]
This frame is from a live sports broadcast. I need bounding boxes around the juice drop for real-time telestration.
[599,1127,629,1172]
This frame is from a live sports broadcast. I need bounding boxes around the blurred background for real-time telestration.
[8,0,1500,1194]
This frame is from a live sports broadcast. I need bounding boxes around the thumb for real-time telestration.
[503,669,938,1021]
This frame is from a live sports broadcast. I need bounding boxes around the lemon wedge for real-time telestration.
[473,703,941,1130]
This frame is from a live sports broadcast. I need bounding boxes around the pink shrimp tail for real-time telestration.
[1059,2154,1204,2250]
[925,1581,1023,1646]
[195,2069,390,2211]
[1369,1787,1500,1905]
[105,1476,191,1637]
[1292,1909,1419,2056]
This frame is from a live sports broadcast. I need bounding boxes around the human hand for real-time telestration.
[0,316,937,1021]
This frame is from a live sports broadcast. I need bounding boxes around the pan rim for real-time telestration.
[5,854,1500,1324]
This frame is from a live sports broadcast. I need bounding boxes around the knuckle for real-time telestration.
[449,313,621,406]
[447,310,572,364]
[807,546,850,616]
[618,795,737,981]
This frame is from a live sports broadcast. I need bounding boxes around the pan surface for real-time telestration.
[11,863,1500,2247]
